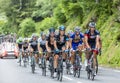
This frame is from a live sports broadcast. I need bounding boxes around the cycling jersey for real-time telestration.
[22,42,29,50]
[16,39,23,49]
[71,33,84,50]
[46,35,56,51]
[56,34,68,50]
[29,40,38,51]
[84,30,100,49]
[38,37,46,52]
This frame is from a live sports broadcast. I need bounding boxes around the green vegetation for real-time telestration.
[0,0,120,67]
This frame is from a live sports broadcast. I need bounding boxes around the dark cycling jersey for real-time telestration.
[29,40,38,51]
[18,42,23,49]
[46,35,56,51]
[84,30,100,48]
[56,34,68,50]
[22,42,29,50]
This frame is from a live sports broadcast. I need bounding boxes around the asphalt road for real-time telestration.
[0,59,120,83]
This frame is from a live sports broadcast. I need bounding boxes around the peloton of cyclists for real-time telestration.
[16,22,101,78]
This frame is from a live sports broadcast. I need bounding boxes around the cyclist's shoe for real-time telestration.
[94,70,97,76]
[54,72,57,78]
[70,65,73,74]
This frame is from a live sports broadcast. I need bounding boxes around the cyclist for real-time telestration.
[38,32,46,53]
[38,32,46,65]
[70,26,84,68]
[84,22,100,76]
[56,25,69,61]
[29,34,39,64]
[46,28,58,77]
[16,37,23,62]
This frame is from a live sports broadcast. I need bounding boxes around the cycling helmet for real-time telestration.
[40,32,46,36]
[18,37,23,42]
[24,38,28,42]
[74,26,81,32]
[59,25,65,31]
[49,28,55,33]
[88,22,96,28]
[31,33,37,38]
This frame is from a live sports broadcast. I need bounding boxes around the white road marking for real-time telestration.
[63,76,73,81]
[114,70,120,73]
[77,81,83,83]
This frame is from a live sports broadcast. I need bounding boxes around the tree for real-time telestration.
[18,18,36,37]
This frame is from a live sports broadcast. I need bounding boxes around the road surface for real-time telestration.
[0,59,120,83]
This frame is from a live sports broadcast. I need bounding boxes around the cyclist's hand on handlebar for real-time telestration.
[86,48,91,51]
[55,49,59,53]
[65,49,69,52]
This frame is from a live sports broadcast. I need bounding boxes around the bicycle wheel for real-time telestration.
[42,68,46,76]
[91,69,95,81]
[91,60,95,81]
[57,71,60,80]
[73,68,76,77]
[51,69,54,78]
[19,54,22,66]
[87,70,90,79]
[66,60,71,74]
[24,56,27,67]
[32,65,35,73]
[87,65,91,79]
[77,68,80,78]
[31,56,35,73]
[42,59,46,76]
[96,59,98,74]
[59,72,63,82]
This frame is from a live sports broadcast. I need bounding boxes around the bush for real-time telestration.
[36,17,58,33]
[18,18,36,37]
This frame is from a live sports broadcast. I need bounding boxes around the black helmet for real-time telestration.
[40,32,46,36]
[89,22,96,28]
[49,28,55,33]
[59,25,65,31]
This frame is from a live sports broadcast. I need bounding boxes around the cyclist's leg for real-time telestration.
[70,49,75,65]
[78,44,83,59]
[62,46,66,61]
[70,43,79,65]
[46,47,51,60]
[34,51,39,64]
[84,47,91,70]
[93,49,98,69]
[54,53,59,71]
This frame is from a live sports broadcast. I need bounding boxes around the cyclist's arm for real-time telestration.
[28,43,32,51]
[65,37,69,50]
[38,43,41,52]
[45,41,49,51]
[84,35,90,49]
[54,40,58,50]
[66,41,69,50]
[82,38,85,49]
[69,38,72,49]
[96,35,100,49]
